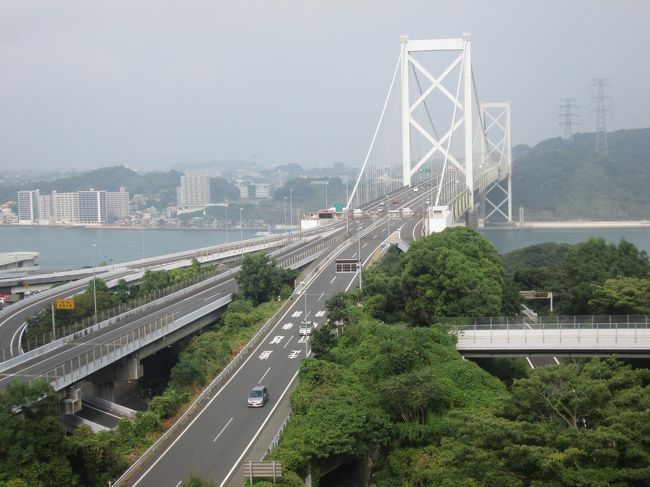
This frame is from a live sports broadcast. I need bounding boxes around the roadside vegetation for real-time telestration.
[268,228,650,486]
[502,238,650,315]
[1,253,296,486]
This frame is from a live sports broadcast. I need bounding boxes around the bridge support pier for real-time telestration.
[61,386,82,415]
[87,355,143,402]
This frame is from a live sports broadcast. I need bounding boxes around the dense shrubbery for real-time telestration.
[503,238,650,314]
[271,229,650,486]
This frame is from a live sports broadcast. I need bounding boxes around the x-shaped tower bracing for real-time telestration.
[401,34,474,208]
[479,102,513,223]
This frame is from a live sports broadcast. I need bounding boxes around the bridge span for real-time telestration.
[454,316,650,358]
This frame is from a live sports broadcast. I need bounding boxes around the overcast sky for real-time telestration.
[1,0,648,172]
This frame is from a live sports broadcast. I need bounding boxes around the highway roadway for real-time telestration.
[122,214,423,487]
[0,224,365,391]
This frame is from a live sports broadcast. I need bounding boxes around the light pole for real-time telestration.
[225,204,229,243]
[239,208,244,242]
[91,243,98,324]
[300,280,309,356]
[283,196,287,227]
[325,181,328,209]
[289,188,293,234]
[357,235,363,293]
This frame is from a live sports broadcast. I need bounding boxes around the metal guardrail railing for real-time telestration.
[266,410,292,457]
[455,315,650,330]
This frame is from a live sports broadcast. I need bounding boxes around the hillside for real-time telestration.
[512,127,650,220]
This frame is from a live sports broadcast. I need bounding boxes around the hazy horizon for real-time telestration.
[2,1,649,173]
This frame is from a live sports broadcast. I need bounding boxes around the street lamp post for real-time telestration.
[325,181,328,209]
[91,243,98,324]
[289,188,293,234]
[225,204,229,243]
[357,235,363,293]
[239,208,243,242]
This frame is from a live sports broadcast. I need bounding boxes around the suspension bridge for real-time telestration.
[347,33,513,231]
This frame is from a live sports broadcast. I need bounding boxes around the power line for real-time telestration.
[558,98,579,141]
[591,78,611,158]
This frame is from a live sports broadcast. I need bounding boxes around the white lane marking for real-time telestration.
[553,357,560,365]
[175,481,182,487]
[291,311,302,318]
[283,335,294,349]
[220,369,301,487]
[204,292,222,301]
[352,252,357,258]
[213,417,234,443]
[362,242,368,248]
[315,310,326,317]
[330,276,336,284]
[10,322,27,356]
[83,403,123,420]
[258,367,271,383]
[318,292,324,301]
[258,351,272,360]
[282,322,293,330]
[305,310,311,319]
[413,218,423,241]
[526,357,535,369]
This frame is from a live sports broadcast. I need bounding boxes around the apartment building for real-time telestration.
[17,190,39,224]
[177,175,210,208]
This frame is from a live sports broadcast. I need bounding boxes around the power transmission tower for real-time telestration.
[591,78,611,157]
[558,98,579,140]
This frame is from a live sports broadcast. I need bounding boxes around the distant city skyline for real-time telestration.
[1,1,649,172]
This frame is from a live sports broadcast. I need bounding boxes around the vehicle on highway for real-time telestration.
[247,385,269,407]
[299,320,313,336]
[379,201,385,206]
[425,200,431,205]
[392,198,399,204]
[413,187,419,192]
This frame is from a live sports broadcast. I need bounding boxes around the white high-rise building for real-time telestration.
[177,175,210,208]
[78,190,107,224]
[53,192,78,224]
[38,194,54,223]
[17,190,39,224]
[106,187,130,221]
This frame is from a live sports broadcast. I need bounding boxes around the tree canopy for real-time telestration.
[236,253,297,305]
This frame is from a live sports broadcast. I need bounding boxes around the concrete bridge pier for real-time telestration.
[60,386,82,414]
[87,355,143,402]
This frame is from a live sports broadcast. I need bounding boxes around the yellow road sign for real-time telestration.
[56,299,75,310]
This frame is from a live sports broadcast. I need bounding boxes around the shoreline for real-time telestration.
[484,221,650,230]
[0,224,271,232]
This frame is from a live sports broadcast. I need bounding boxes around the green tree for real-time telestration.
[0,381,76,486]
[589,276,650,314]
[237,253,297,305]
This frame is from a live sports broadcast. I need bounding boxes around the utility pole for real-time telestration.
[289,188,293,235]
[558,98,579,141]
[91,243,97,324]
[591,78,611,158]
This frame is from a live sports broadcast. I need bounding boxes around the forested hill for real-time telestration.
[512,127,650,220]
[0,166,182,207]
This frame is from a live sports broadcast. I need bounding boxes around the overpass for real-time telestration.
[454,316,650,358]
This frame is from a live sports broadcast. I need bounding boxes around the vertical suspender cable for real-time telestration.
[435,55,465,207]
[347,52,401,209]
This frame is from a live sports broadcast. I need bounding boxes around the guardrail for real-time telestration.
[453,315,650,353]
[456,315,650,330]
